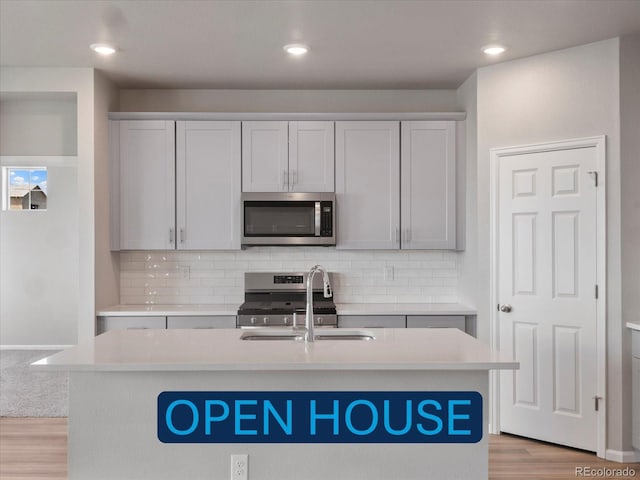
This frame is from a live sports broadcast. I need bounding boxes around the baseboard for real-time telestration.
[0,345,73,350]
[605,448,640,463]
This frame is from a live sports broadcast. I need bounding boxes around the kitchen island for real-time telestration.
[35,328,517,480]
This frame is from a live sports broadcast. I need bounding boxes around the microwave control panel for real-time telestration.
[320,202,333,237]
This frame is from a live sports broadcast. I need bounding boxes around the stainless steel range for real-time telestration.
[237,272,337,328]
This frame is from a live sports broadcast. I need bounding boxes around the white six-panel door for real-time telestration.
[176,121,241,250]
[498,146,598,451]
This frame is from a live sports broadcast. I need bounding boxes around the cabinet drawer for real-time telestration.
[338,315,406,328]
[406,315,465,331]
[167,316,236,329]
[98,316,166,334]
[633,331,640,358]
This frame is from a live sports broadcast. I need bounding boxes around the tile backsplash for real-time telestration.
[119,248,459,305]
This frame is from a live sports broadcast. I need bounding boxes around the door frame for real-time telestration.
[488,136,607,458]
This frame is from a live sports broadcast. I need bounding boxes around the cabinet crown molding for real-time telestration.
[108,112,467,121]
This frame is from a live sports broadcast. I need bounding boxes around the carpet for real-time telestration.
[0,350,68,417]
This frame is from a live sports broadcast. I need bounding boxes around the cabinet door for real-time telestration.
[406,315,465,332]
[242,121,288,192]
[401,121,456,249]
[335,121,400,249]
[97,316,166,334]
[176,121,241,250]
[338,315,406,328]
[289,121,334,192]
[119,120,175,250]
[167,316,237,329]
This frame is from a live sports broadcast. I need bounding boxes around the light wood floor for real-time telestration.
[1,418,637,479]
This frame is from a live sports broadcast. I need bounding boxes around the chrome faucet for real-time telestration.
[305,265,332,343]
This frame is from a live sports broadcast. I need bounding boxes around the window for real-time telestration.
[2,167,48,211]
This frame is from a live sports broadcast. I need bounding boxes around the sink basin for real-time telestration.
[314,330,375,341]
[240,331,303,341]
[240,329,375,341]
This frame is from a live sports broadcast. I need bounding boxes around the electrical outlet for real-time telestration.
[179,264,190,280]
[230,454,248,480]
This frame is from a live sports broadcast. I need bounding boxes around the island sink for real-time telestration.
[240,329,375,341]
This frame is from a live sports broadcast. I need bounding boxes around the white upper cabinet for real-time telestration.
[335,121,400,249]
[335,120,457,250]
[401,121,456,249]
[242,121,335,192]
[176,121,241,250]
[119,120,176,250]
[288,121,334,192]
[241,121,289,192]
[115,120,241,250]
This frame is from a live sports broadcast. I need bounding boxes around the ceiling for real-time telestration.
[1,0,639,89]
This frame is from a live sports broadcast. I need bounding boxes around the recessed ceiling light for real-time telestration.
[90,43,116,55]
[283,44,309,56]
[483,45,506,56]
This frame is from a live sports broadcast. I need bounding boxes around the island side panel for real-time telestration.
[69,370,489,480]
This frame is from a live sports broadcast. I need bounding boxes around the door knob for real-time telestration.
[499,304,512,313]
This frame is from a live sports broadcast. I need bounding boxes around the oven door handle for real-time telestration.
[315,201,321,236]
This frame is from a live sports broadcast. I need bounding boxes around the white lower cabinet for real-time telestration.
[633,331,640,450]
[97,316,166,334]
[338,316,406,328]
[406,315,465,331]
[338,314,472,335]
[166,316,236,329]
[97,315,237,334]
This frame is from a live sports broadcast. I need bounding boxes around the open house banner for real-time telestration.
[157,391,483,443]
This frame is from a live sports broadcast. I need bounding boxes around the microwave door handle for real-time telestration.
[315,202,321,236]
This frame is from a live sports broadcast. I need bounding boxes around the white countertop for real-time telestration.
[96,303,476,317]
[336,303,476,315]
[627,322,640,331]
[34,328,516,372]
[96,304,239,316]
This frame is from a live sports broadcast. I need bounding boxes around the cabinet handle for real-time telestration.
[180,228,185,244]
[395,227,400,244]
[283,169,288,191]
[169,228,175,244]
[292,169,297,187]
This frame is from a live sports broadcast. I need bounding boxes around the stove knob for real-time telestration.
[284,317,290,325]
[250,317,256,325]
[263,317,269,325]
[317,317,323,325]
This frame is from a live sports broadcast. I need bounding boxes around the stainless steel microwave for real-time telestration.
[241,192,336,246]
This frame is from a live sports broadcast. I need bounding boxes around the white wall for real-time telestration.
[0,67,96,347]
[474,39,628,453]
[93,71,120,313]
[0,92,78,156]
[619,33,640,453]
[455,73,478,309]
[0,163,78,345]
[119,89,458,113]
